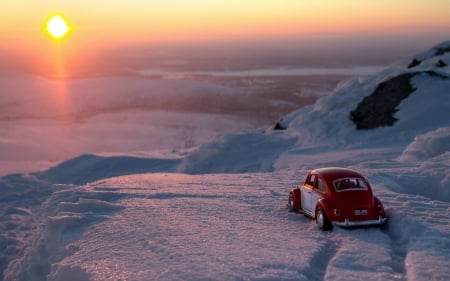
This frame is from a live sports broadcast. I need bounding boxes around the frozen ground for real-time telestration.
[1,42,450,280]
[2,152,449,281]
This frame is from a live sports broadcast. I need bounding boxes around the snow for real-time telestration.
[1,41,450,280]
[398,127,450,161]
[178,132,297,174]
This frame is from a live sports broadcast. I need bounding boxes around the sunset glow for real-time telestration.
[0,0,449,78]
[1,1,448,44]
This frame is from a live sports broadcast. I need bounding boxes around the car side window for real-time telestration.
[316,179,326,192]
[307,175,316,187]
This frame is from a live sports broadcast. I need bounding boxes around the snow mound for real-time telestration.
[381,127,450,202]
[178,132,296,174]
[36,154,181,185]
[398,127,450,161]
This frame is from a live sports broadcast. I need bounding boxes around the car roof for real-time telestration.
[311,167,365,181]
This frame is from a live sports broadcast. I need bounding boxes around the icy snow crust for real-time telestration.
[1,42,450,280]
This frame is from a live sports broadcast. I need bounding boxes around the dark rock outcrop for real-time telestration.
[273,121,286,130]
[407,58,421,68]
[350,71,448,130]
[436,60,447,68]
[434,46,450,56]
[350,73,416,130]
[407,43,450,69]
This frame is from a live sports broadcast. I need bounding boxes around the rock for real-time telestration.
[436,60,447,68]
[350,71,448,130]
[273,121,286,130]
[434,46,450,56]
[407,58,421,68]
[350,73,416,130]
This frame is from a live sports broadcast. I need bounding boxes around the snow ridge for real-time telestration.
[35,154,181,185]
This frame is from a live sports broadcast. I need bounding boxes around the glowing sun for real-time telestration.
[45,15,71,40]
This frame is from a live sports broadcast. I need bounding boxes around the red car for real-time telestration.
[288,167,387,230]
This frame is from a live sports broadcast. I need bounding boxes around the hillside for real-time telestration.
[179,41,450,201]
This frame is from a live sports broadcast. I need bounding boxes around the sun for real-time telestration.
[45,15,71,40]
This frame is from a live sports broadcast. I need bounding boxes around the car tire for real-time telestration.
[316,207,332,231]
[288,192,296,212]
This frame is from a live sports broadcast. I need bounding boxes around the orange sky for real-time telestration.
[2,1,450,43]
[1,1,450,77]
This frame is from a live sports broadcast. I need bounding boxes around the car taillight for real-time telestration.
[334,208,341,216]
[377,204,383,213]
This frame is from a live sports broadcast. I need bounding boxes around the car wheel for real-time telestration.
[288,192,296,212]
[316,207,332,231]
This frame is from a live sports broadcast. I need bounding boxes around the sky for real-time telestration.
[1,0,450,77]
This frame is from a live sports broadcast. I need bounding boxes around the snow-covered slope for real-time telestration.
[178,41,450,200]
[280,41,450,146]
[1,42,450,281]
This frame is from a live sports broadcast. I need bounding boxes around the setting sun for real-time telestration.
[45,15,71,40]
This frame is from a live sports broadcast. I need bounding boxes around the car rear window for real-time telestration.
[333,177,368,192]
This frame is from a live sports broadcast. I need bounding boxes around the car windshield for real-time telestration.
[333,177,368,192]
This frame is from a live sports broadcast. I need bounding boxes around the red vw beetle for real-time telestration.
[288,167,387,230]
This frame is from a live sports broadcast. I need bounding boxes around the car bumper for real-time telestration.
[333,216,387,227]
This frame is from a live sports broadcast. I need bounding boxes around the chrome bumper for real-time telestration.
[333,216,387,227]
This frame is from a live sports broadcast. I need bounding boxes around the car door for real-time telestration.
[311,178,326,214]
[300,174,316,214]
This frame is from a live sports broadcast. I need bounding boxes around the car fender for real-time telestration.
[373,196,386,217]
[373,196,381,205]
[291,187,302,211]
[316,197,335,220]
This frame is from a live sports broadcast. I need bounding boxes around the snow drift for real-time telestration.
[398,127,450,162]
